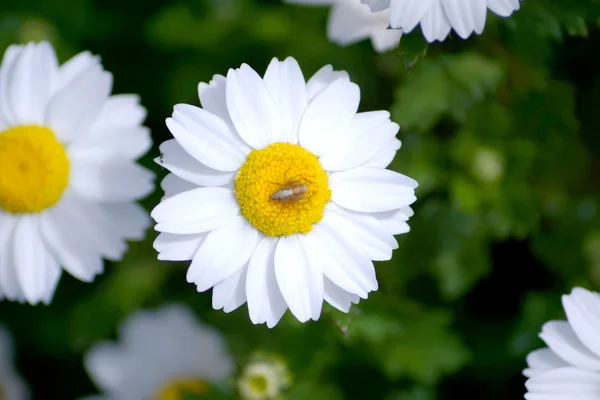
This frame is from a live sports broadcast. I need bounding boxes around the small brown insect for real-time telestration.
[270,180,308,202]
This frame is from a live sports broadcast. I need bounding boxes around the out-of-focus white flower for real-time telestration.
[0,324,29,400]
[361,0,523,42]
[152,57,417,327]
[285,0,402,52]
[524,287,600,399]
[0,41,154,305]
[238,353,291,400]
[83,304,234,400]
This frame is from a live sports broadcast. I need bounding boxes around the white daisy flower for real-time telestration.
[0,324,29,400]
[238,353,291,400]
[152,57,417,327]
[83,303,234,400]
[524,287,600,399]
[0,41,154,305]
[360,0,522,42]
[285,0,402,52]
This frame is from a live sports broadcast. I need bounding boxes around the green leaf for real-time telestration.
[392,53,504,131]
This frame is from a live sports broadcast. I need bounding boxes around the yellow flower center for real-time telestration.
[0,125,69,214]
[248,374,268,394]
[153,377,210,400]
[234,142,331,237]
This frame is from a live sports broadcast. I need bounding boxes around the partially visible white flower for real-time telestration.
[523,287,600,399]
[361,0,523,42]
[0,324,29,400]
[0,41,154,305]
[238,353,291,400]
[285,0,402,52]
[83,304,234,400]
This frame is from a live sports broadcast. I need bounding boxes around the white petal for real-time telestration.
[212,266,248,313]
[370,29,403,53]
[539,320,600,370]
[0,45,22,127]
[306,65,349,102]
[156,139,235,187]
[47,64,112,143]
[198,74,233,125]
[327,2,379,47]
[70,125,151,161]
[525,367,600,398]
[246,236,287,328]
[0,213,25,301]
[390,0,433,31]
[167,105,249,172]
[153,232,207,261]
[226,64,281,149]
[152,187,240,234]
[13,215,61,304]
[91,94,147,128]
[372,206,413,235]
[330,167,417,212]
[326,204,398,260]
[263,57,307,144]
[318,214,379,292]
[274,235,323,323]
[40,205,103,282]
[97,202,150,241]
[319,111,398,172]
[9,41,57,125]
[300,226,369,298]
[524,348,569,378]
[487,0,520,17]
[69,154,154,202]
[442,0,487,38]
[420,1,453,42]
[362,137,401,168]
[187,217,259,292]
[324,278,356,313]
[361,0,391,12]
[562,288,600,358]
[298,78,360,156]
[55,51,101,93]
[160,173,198,200]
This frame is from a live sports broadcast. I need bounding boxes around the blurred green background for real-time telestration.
[1,0,600,398]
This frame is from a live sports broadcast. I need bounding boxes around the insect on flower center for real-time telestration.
[235,142,331,237]
[153,377,210,400]
[0,125,69,214]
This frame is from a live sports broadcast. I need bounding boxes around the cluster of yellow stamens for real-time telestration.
[234,142,331,237]
[0,125,69,214]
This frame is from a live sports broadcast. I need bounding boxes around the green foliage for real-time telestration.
[0,0,599,399]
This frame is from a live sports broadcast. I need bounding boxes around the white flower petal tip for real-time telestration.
[153,57,417,327]
[524,287,600,398]
[359,0,523,43]
[0,41,153,304]
[286,0,401,52]
[82,304,234,398]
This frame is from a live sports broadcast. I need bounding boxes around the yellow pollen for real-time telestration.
[0,125,69,214]
[248,374,269,394]
[153,377,210,400]
[235,142,331,237]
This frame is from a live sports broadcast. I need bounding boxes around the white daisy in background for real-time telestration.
[83,304,234,400]
[523,287,600,399]
[152,56,417,327]
[0,41,154,305]
[284,0,402,53]
[238,353,291,400]
[361,0,522,42]
[0,324,29,400]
